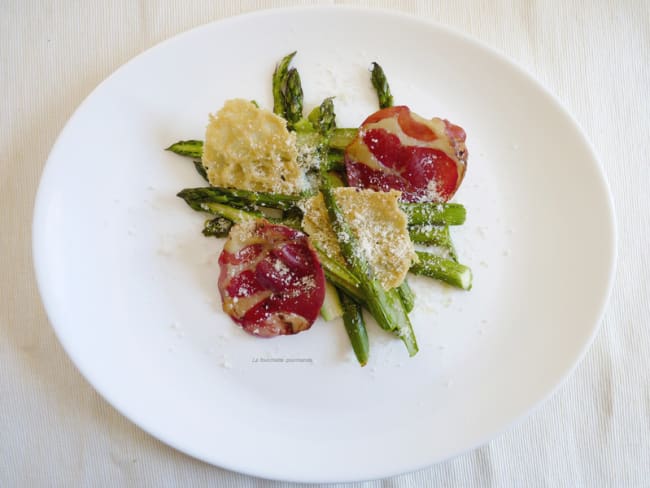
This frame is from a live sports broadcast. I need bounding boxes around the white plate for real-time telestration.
[33,7,616,483]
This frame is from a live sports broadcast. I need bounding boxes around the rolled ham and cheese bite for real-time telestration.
[217,220,326,337]
[344,106,468,202]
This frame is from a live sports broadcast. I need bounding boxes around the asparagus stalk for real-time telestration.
[199,202,264,223]
[409,224,451,245]
[340,292,369,366]
[178,186,466,229]
[396,279,415,313]
[308,97,336,137]
[166,140,202,159]
[410,251,473,290]
[273,51,296,117]
[408,224,459,261]
[370,62,394,109]
[283,68,304,130]
[321,181,418,356]
[400,202,466,226]
[179,189,305,229]
[177,186,305,211]
[271,52,305,129]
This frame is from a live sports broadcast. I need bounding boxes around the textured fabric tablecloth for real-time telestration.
[2,1,648,486]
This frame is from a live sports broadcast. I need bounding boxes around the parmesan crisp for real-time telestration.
[301,188,417,290]
[202,99,305,194]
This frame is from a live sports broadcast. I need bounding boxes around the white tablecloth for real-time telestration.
[2,1,648,485]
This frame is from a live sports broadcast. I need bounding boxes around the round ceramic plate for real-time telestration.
[33,7,616,483]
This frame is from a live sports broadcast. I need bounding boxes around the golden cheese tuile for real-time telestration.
[202,99,305,194]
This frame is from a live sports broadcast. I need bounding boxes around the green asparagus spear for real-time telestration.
[410,251,473,290]
[308,97,337,137]
[273,51,296,117]
[340,292,369,366]
[283,68,304,129]
[177,187,305,211]
[408,224,451,246]
[400,202,466,226]
[370,62,394,109]
[190,194,303,230]
[199,201,265,223]
[178,186,465,229]
[396,279,415,313]
[166,140,203,159]
[321,181,418,356]
[176,190,250,212]
[408,225,458,261]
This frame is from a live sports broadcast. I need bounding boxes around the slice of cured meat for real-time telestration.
[217,220,325,337]
[344,105,468,202]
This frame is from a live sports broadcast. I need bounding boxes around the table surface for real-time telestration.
[2,1,648,486]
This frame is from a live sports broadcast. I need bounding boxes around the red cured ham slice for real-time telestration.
[345,106,468,202]
[217,220,325,337]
